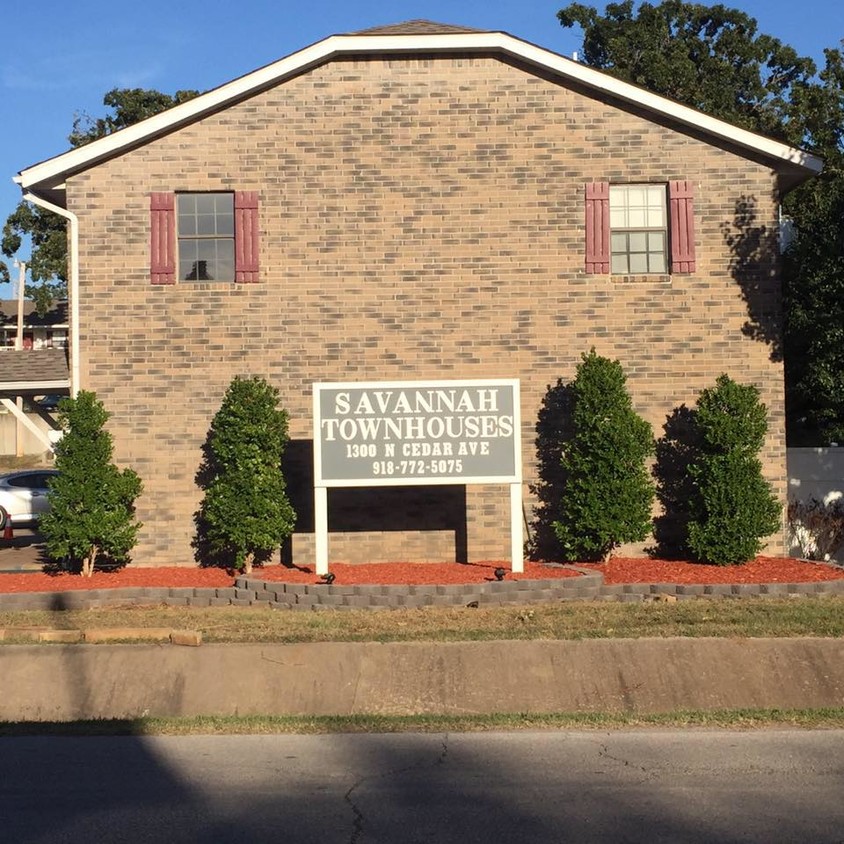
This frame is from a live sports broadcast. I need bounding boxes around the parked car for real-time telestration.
[0,470,59,530]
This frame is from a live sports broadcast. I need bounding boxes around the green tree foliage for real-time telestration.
[782,49,844,444]
[557,1,815,140]
[686,375,780,564]
[553,350,655,561]
[40,391,143,577]
[558,2,844,444]
[196,377,296,573]
[1,87,198,313]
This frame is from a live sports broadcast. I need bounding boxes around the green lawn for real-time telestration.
[2,596,843,643]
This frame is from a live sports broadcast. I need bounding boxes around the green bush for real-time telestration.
[196,376,295,573]
[40,391,143,577]
[552,350,655,561]
[687,375,781,564]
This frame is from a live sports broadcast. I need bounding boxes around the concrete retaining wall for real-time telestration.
[2,638,843,721]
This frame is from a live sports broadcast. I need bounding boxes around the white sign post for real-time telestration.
[312,379,522,576]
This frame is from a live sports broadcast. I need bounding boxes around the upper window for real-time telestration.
[177,193,235,282]
[609,185,667,274]
[585,180,696,276]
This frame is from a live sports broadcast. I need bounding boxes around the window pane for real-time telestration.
[629,252,648,273]
[196,213,217,236]
[627,187,646,208]
[177,194,197,216]
[648,231,665,251]
[611,233,628,252]
[611,254,629,274]
[628,232,647,253]
[194,194,217,214]
[628,208,647,228]
[216,241,234,281]
[610,207,627,228]
[649,253,666,273]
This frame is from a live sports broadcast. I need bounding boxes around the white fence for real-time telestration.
[787,447,844,562]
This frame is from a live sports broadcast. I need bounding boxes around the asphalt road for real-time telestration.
[1,730,842,843]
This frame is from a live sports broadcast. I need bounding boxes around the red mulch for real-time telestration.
[0,557,839,595]
[580,556,844,585]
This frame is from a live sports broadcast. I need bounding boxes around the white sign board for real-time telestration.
[312,379,523,574]
[313,379,521,486]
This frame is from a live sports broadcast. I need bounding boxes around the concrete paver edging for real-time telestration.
[0,566,843,611]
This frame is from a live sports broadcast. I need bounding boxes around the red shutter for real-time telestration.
[235,191,260,283]
[585,182,610,273]
[669,180,696,273]
[150,193,176,285]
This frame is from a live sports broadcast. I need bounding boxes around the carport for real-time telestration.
[0,348,70,453]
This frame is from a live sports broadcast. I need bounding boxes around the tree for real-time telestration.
[1,87,198,313]
[195,377,296,574]
[781,48,844,444]
[557,1,816,142]
[558,2,844,444]
[39,391,143,577]
[686,375,780,564]
[553,350,655,561]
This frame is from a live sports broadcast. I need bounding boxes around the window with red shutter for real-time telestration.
[585,180,696,276]
[150,191,261,283]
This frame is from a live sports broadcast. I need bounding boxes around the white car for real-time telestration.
[0,470,59,529]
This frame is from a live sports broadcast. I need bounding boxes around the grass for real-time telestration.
[2,708,844,736]
[2,596,844,643]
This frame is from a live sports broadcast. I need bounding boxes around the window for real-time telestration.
[150,191,260,285]
[609,185,667,274]
[585,180,696,275]
[177,193,235,282]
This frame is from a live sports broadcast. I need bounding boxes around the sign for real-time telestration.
[313,379,521,486]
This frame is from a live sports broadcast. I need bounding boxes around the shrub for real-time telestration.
[39,391,143,577]
[788,497,844,562]
[195,376,295,573]
[686,375,781,564]
[552,350,655,561]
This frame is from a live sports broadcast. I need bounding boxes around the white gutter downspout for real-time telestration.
[22,191,80,397]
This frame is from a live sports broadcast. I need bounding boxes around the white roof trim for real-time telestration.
[0,380,70,392]
[16,30,823,191]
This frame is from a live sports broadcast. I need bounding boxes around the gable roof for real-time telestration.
[0,349,70,394]
[351,20,485,35]
[0,300,68,328]
[16,22,822,200]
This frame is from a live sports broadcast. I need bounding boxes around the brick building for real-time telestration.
[14,21,821,566]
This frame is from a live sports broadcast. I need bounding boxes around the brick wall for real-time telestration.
[66,55,786,566]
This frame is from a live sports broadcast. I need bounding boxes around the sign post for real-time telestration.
[313,379,522,576]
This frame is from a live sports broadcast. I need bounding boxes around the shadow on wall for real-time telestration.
[281,440,469,564]
[527,379,574,562]
[527,383,706,562]
[650,405,701,560]
[721,195,782,361]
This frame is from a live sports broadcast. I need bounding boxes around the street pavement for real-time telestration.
[1,730,842,843]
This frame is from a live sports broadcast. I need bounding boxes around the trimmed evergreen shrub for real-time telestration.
[552,350,655,562]
[686,374,781,565]
[40,391,143,577]
[196,376,295,573]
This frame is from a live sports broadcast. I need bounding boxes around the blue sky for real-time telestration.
[1,0,839,295]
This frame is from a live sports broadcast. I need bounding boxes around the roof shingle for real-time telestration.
[350,20,486,36]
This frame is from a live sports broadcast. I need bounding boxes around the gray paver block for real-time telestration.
[704,584,734,596]
[676,584,706,596]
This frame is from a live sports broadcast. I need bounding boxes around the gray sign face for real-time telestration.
[313,379,521,486]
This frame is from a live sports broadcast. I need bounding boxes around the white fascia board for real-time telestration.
[15,31,822,192]
[0,380,70,393]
